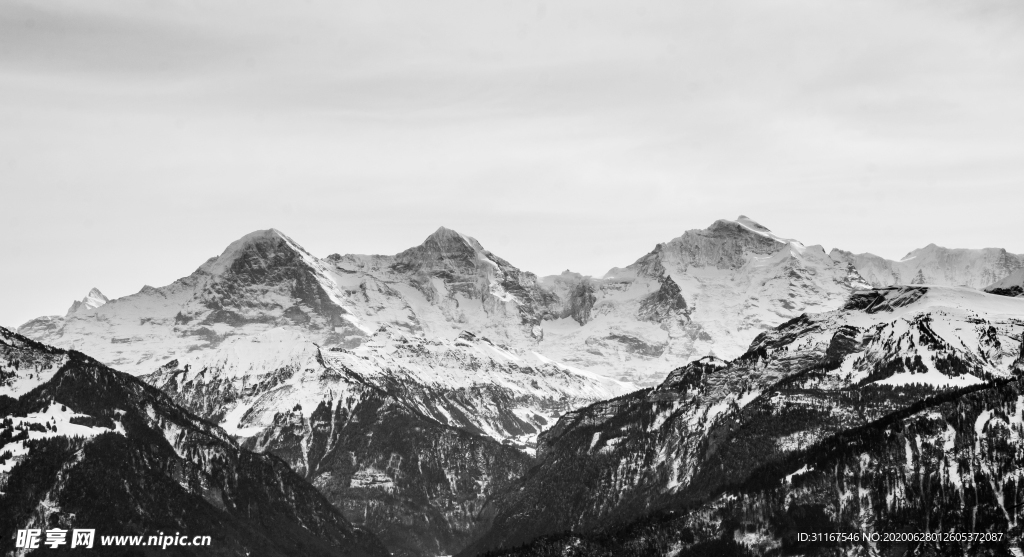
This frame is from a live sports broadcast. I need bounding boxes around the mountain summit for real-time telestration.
[65,287,108,316]
[19,228,368,373]
[196,228,304,276]
[536,216,870,382]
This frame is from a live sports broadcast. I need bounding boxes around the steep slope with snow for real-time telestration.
[0,327,388,557]
[832,243,1024,289]
[325,226,558,346]
[144,325,630,449]
[464,286,1024,554]
[987,267,1024,298]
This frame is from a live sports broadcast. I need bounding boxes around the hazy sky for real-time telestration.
[3,0,1024,327]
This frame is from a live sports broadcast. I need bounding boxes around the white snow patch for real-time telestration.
[0,402,122,474]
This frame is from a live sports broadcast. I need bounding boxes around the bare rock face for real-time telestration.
[563,279,598,326]
[242,392,531,557]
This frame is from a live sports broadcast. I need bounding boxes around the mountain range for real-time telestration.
[8,216,1024,557]
[831,244,1024,290]
[23,216,1022,387]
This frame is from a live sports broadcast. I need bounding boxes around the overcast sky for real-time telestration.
[2,0,1024,327]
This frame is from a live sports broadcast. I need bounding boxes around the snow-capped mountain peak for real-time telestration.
[65,287,108,316]
[424,225,484,252]
[392,226,499,275]
[523,217,875,384]
[900,242,940,261]
[197,228,313,276]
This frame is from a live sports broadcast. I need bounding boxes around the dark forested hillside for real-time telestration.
[476,377,1024,556]
[0,327,387,557]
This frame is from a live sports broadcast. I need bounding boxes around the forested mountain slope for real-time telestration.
[0,327,387,557]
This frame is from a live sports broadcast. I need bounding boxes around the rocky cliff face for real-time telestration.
[243,391,531,557]
[463,286,1024,555]
[0,327,387,557]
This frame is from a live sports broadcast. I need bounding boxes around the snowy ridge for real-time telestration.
[832,244,1024,290]
[18,218,1022,390]
[146,326,633,449]
[734,215,799,246]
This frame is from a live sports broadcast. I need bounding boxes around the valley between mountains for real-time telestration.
[5,216,1024,556]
